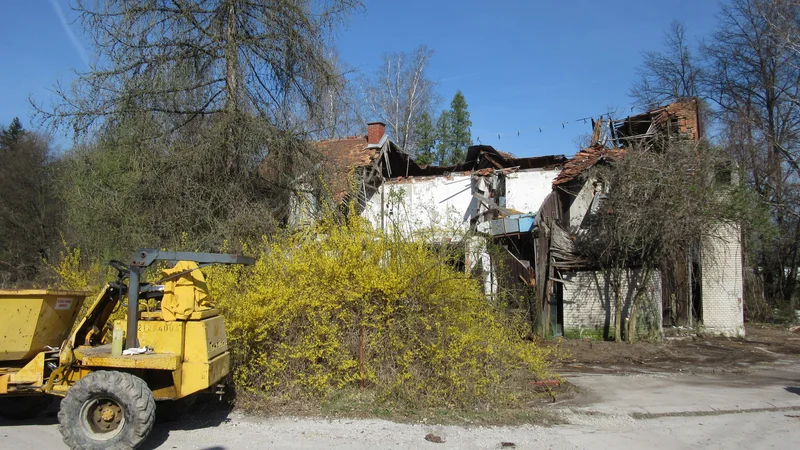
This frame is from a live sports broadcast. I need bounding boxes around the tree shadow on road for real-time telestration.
[140,396,234,450]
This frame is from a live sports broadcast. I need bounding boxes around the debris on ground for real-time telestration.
[424,433,445,443]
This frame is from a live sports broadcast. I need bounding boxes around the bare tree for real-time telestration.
[310,51,364,139]
[37,1,363,257]
[576,141,755,341]
[630,21,703,109]
[763,0,800,72]
[35,0,362,137]
[703,0,800,308]
[363,45,440,155]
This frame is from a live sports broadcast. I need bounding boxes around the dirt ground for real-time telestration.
[550,324,800,375]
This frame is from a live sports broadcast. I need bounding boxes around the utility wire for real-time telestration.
[473,109,635,143]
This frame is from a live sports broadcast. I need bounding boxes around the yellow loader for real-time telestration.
[0,249,253,449]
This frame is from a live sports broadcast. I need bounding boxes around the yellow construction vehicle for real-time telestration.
[0,249,253,449]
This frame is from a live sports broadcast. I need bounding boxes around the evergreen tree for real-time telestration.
[449,90,472,157]
[434,111,452,165]
[0,117,24,150]
[0,118,63,284]
[415,111,436,165]
[434,91,472,165]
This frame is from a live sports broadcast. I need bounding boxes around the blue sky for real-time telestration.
[0,0,722,157]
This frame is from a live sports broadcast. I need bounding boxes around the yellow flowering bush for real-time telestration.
[46,218,557,407]
[48,239,110,292]
[208,216,556,407]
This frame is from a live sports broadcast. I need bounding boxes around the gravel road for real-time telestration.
[3,368,800,449]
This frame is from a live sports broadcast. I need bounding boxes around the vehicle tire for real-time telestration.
[0,396,53,420]
[156,393,197,423]
[58,370,155,450]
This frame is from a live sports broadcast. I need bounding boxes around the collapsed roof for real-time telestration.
[313,135,377,201]
[552,146,627,186]
[613,97,702,146]
[552,98,702,187]
[314,134,567,200]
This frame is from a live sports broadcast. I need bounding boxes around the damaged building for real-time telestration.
[535,98,744,338]
[311,122,566,297]
[313,98,744,339]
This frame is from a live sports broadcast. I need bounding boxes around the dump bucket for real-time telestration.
[0,289,89,362]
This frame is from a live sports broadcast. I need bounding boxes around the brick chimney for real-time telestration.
[367,122,386,145]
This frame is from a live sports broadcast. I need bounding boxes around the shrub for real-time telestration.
[208,216,556,407]
[44,218,557,408]
[47,240,110,292]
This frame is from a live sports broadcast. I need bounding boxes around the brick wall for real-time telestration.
[665,98,701,141]
[701,224,745,337]
[561,269,662,339]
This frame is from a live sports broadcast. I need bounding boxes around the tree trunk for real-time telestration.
[613,270,622,343]
[627,268,652,343]
[225,0,239,112]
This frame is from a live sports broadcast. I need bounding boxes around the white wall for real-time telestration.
[561,269,662,339]
[505,170,560,214]
[363,169,561,237]
[701,224,745,337]
[567,178,597,231]
[362,174,478,237]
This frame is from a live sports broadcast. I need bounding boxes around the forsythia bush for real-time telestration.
[46,219,557,407]
[208,216,556,407]
[48,240,110,292]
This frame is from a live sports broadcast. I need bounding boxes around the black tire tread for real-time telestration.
[58,370,155,450]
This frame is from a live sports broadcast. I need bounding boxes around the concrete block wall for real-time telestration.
[701,224,745,337]
[561,269,662,339]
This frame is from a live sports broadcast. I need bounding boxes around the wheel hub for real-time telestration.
[89,399,122,432]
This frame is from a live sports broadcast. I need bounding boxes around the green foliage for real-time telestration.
[208,215,556,407]
[0,118,64,286]
[57,112,324,260]
[435,111,452,164]
[450,90,472,152]
[414,111,436,165]
[435,90,472,165]
[0,117,24,149]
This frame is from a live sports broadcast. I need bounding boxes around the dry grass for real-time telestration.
[230,369,575,427]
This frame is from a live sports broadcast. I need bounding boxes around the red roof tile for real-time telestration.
[314,135,379,201]
[552,146,627,186]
